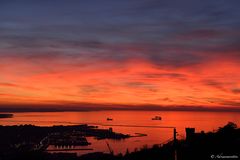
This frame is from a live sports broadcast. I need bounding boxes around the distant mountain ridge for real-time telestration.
[0,103,239,112]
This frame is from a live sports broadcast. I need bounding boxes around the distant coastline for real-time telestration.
[0,104,240,113]
[0,113,13,118]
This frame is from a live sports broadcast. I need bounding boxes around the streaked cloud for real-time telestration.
[0,0,240,108]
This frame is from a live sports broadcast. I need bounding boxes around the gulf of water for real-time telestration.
[0,111,239,155]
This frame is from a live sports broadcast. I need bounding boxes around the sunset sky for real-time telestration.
[0,0,240,110]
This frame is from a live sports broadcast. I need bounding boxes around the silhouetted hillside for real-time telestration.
[0,122,239,160]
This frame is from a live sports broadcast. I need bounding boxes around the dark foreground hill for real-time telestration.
[0,122,239,160]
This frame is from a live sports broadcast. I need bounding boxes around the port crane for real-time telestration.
[106,141,114,155]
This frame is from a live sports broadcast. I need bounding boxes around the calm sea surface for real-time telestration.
[0,111,240,155]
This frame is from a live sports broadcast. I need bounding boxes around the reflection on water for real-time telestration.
[0,111,240,155]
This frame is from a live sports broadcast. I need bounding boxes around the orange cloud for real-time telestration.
[0,54,240,109]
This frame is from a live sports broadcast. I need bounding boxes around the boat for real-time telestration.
[152,116,162,120]
[107,118,113,121]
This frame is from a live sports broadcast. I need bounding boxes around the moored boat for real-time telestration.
[107,118,113,121]
[152,116,162,120]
